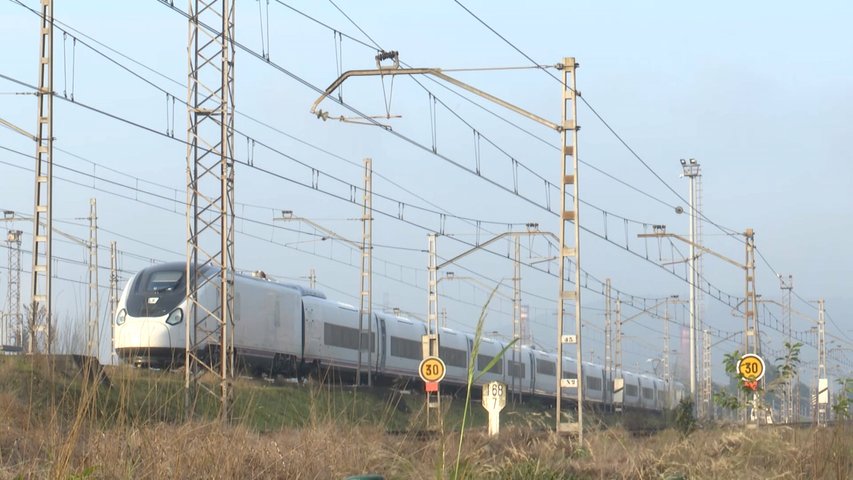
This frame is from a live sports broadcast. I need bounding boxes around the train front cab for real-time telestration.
[114,265,187,368]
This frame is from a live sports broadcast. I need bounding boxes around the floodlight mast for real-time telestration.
[312,54,584,441]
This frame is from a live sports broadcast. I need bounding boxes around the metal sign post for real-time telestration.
[482,381,507,436]
[737,353,766,424]
[419,354,445,430]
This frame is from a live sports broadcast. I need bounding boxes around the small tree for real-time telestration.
[831,378,853,420]
[674,397,697,436]
[713,342,802,420]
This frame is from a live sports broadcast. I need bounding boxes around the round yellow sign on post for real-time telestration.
[419,356,447,383]
[736,353,766,381]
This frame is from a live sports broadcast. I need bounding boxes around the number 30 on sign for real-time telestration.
[419,356,447,383]
[736,353,765,381]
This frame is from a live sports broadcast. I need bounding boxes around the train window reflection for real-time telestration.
[146,271,183,292]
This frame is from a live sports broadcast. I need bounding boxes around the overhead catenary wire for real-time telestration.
[1,3,837,363]
[3,0,751,318]
[451,0,817,306]
[1,95,786,354]
[0,64,697,318]
[277,0,684,213]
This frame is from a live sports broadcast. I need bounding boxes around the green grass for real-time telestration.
[1,355,850,479]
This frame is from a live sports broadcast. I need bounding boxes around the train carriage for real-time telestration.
[115,262,675,415]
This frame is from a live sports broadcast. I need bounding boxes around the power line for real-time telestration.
[0,5,812,355]
[3,2,748,314]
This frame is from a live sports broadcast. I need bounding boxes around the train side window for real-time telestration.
[508,360,525,378]
[439,346,467,367]
[536,359,556,376]
[585,375,603,391]
[477,354,503,374]
[324,323,359,350]
[274,298,281,327]
[390,336,420,360]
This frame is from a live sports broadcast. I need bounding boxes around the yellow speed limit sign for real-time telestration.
[419,356,447,383]
[736,353,766,381]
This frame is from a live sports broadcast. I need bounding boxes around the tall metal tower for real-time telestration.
[511,234,522,404]
[780,274,793,423]
[30,0,54,354]
[662,298,671,407]
[555,57,583,440]
[5,230,23,349]
[357,158,373,386]
[702,328,712,418]
[108,241,119,365]
[613,297,623,412]
[604,279,612,406]
[680,158,701,406]
[520,304,530,345]
[85,198,99,360]
[816,299,828,426]
[185,0,236,420]
[425,233,441,430]
[743,229,758,356]
[743,228,760,423]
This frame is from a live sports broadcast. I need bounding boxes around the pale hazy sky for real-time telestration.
[0,1,850,383]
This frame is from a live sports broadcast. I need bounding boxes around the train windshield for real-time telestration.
[146,271,182,292]
[126,264,187,318]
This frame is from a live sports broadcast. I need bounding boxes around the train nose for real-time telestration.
[115,315,185,368]
[118,317,175,349]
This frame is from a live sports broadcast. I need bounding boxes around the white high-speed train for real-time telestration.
[114,262,685,412]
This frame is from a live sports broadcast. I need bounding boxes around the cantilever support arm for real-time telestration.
[275,214,363,251]
[638,232,745,270]
[310,67,561,132]
[620,298,670,325]
[436,230,560,271]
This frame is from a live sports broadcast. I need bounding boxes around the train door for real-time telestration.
[376,313,387,374]
[529,350,536,394]
[303,300,323,359]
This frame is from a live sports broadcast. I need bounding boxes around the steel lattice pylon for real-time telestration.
[511,235,522,405]
[108,241,119,365]
[357,158,373,386]
[604,279,611,407]
[30,0,53,354]
[743,230,758,356]
[702,329,712,419]
[425,233,441,431]
[85,198,99,360]
[816,299,828,426]
[184,0,236,421]
[5,230,23,349]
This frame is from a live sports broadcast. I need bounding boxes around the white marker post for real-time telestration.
[482,381,507,436]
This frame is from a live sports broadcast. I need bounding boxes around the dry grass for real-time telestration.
[0,356,850,479]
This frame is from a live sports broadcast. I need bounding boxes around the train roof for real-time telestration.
[134,262,327,299]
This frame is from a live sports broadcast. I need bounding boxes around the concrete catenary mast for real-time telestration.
[30,0,54,354]
[555,57,583,441]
